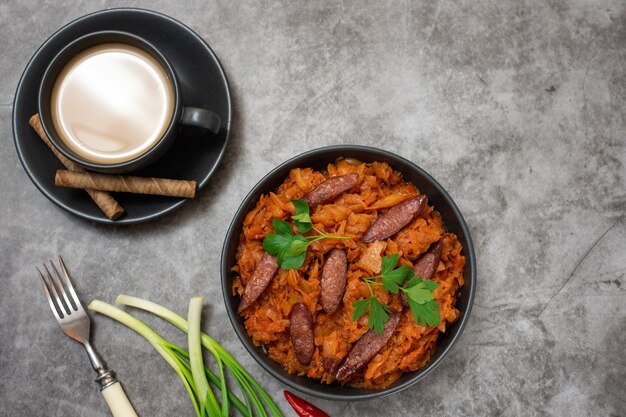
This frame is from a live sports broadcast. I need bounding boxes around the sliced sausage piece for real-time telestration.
[238,253,279,313]
[302,173,359,208]
[335,313,401,384]
[362,195,427,243]
[321,357,342,373]
[413,239,443,280]
[289,303,315,366]
[320,249,348,314]
[401,239,443,306]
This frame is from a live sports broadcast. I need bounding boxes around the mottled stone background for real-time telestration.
[0,1,624,416]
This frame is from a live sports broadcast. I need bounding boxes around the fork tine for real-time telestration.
[38,267,63,319]
[50,259,77,312]
[57,256,83,311]
[43,263,70,317]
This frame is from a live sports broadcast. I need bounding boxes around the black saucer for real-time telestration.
[13,8,231,224]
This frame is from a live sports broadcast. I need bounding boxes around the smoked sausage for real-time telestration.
[320,248,348,314]
[335,313,401,384]
[362,195,427,243]
[413,239,443,280]
[289,303,315,366]
[401,239,443,306]
[238,253,279,313]
[302,173,358,208]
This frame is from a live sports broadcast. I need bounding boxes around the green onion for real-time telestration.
[88,300,202,416]
[188,297,220,416]
[88,297,283,417]
[116,295,282,417]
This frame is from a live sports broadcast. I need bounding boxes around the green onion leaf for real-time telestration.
[114,295,283,417]
[87,300,202,416]
[188,297,222,416]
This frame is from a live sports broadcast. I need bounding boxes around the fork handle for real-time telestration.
[102,382,138,417]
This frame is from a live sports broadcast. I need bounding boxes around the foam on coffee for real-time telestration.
[50,43,175,164]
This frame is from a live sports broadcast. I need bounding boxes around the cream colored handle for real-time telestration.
[101,382,138,417]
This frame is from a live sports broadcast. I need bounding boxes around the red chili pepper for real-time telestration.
[284,390,330,417]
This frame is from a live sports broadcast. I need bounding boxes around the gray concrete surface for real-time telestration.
[1,1,625,416]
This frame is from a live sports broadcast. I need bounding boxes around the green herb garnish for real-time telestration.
[263,200,350,270]
[291,199,313,232]
[403,275,440,326]
[352,254,440,333]
[352,296,389,334]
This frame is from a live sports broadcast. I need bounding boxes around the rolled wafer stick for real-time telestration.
[55,170,197,198]
[28,114,124,220]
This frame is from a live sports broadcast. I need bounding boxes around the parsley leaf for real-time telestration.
[403,277,436,304]
[274,234,309,270]
[368,297,389,334]
[278,250,307,270]
[381,264,412,293]
[272,219,293,237]
[353,254,441,331]
[408,299,440,327]
[262,233,292,255]
[352,298,371,322]
[379,254,413,294]
[403,274,440,326]
[283,235,309,256]
[291,199,312,233]
[261,201,350,270]
[351,297,389,334]
[263,220,295,255]
[381,253,399,275]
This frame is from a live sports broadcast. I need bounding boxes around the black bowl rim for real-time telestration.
[12,7,232,224]
[221,145,476,401]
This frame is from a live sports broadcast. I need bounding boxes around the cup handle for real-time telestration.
[181,107,221,134]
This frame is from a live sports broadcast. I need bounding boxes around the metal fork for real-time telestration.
[39,256,138,417]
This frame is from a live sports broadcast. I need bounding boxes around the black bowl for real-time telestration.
[221,145,476,401]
